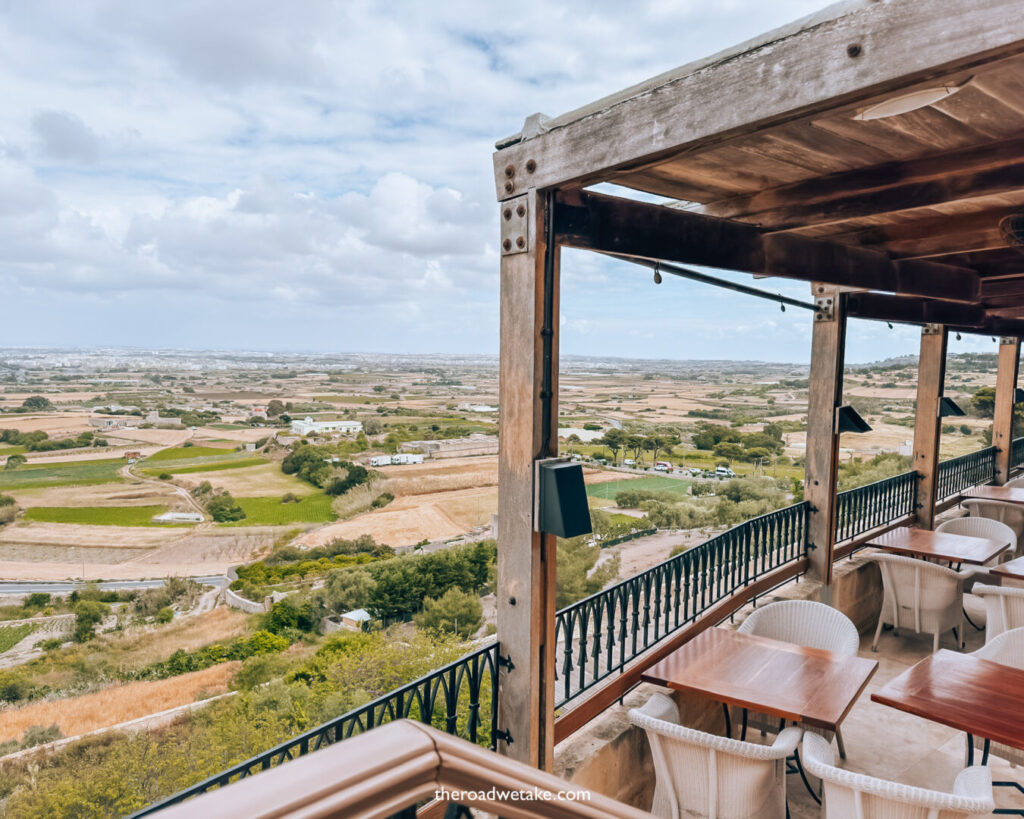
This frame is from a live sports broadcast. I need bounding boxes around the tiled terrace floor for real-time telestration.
[787,619,1024,816]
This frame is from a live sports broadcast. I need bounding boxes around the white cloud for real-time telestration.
[0,0,922,361]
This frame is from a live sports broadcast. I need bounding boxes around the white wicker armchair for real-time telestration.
[973,584,1024,643]
[870,553,982,653]
[962,500,1024,557]
[629,693,801,819]
[969,626,1024,769]
[737,600,858,758]
[801,731,994,818]
[935,516,1016,565]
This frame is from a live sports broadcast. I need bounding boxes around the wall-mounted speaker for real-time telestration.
[535,459,593,539]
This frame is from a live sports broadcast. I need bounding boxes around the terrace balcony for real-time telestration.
[132,0,1024,816]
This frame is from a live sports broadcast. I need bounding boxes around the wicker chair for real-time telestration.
[936,516,1016,565]
[801,731,994,818]
[968,626,1024,773]
[629,693,801,819]
[973,584,1024,644]
[737,600,858,758]
[962,500,1024,557]
[870,553,984,653]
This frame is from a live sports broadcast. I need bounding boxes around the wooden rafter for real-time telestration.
[555,190,982,303]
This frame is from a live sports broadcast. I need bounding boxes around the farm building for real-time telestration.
[88,415,139,430]
[289,417,363,437]
[123,451,142,460]
[398,433,498,459]
[368,455,392,467]
[368,453,425,467]
[145,410,184,428]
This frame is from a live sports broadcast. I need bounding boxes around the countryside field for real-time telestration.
[586,475,692,500]
[0,459,125,491]
[0,624,34,653]
[22,506,186,527]
[228,494,336,526]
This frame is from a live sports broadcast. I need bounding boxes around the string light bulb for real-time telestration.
[956,332,962,340]
[653,263,662,285]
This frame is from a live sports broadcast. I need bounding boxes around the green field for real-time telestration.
[142,457,268,477]
[208,424,248,430]
[0,458,124,491]
[22,505,187,527]
[0,623,35,653]
[144,446,240,462]
[0,445,27,457]
[586,475,692,500]
[224,494,337,526]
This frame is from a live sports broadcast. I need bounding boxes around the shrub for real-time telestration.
[155,607,174,624]
[24,592,51,608]
[129,630,289,680]
[281,492,300,504]
[413,588,482,639]
[158,473,172,480]
[72,600,110,642]
[370,491,393,508]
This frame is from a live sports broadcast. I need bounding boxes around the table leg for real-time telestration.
[740,708,748,742]
[722,703,732,739]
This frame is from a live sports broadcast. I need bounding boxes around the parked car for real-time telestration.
[653,461,672,472]
[623,458,635,466]
[688,468,703,477]
[715,466,736,478]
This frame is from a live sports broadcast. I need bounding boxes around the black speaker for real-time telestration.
[537,460,593,538]
[939,396,966,417]
[835,404,871,434]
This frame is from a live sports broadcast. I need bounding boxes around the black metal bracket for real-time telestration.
[493,729,514,745]
[807,542,818,551]
[497,654,515,672]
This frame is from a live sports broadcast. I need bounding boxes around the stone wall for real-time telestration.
[553,551,885,810]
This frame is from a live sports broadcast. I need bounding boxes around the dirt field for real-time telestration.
[298,459,636,548]
[175,463,314,497]
[195,425,271,443]
[0,413,94,436]
[0,662,240,743]
[7,481,179,508]
[0,525,275,580]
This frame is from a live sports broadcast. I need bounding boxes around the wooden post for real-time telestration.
[805,285,846,585]
[496,188,558,770]
[912,324,948,529]
[994,336,1021,485]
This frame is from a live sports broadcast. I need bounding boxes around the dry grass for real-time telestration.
[177,463,314,498]
[0,662,239,743]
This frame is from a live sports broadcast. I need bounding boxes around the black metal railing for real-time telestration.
[936,446,997,500]
[553,502,808,709]
[1013,436,1024,471]
[834,471,918,543]
[131,641,500,816]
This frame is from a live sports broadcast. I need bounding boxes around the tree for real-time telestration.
[20,396,53,411]
[626,434,647,463]
[555,536,620,609]
[413,588,483,639]
[598,428,628,463]
[72,600,110,642]
[316,568,377,616]
[266,400,285,418]
[712,442,744,461]
[972,386,995,418]
[362,417,383,435]
[4,454,26,470]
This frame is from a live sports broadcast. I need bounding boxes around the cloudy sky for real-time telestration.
[0,1,1002,364]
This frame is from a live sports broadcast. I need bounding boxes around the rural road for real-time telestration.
[0,576,224,594]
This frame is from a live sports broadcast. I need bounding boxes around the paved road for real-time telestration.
[0,576,224,594]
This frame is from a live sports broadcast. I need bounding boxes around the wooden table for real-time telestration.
[864,526,1006,565]
[962,485,1024,505]
[871,650,1024,753]
[641,627,878,731]
[990,555,1024,582]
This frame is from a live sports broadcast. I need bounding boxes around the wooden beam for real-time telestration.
[912,325,948,529]
[982,277,1024,299]
[805,286,845,584]
[493,0,1024,199]
[846,293,987,327]
[556,190,981,302]
[705,136,1024,229]
[994,337,1021,484]
[497,189,558,770]
[820,206,1019,260]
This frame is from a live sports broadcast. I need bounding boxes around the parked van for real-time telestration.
[623,459,635,466]
[715,466,736,478]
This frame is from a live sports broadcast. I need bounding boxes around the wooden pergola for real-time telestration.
[492,0,1024,771]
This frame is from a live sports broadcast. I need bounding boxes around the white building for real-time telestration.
[290,417,363,437]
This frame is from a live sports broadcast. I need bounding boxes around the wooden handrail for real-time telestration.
[153,719,652,819]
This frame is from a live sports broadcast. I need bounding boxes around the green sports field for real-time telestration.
[142,457,268,476]
[139,446,268,476]
[22,505,189,527]
[586,475,692,500]
[0,458,125,491]
[144,446,241,462]
[223,494,337,526]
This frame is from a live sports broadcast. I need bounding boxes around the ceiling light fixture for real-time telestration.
[855,83,967,121]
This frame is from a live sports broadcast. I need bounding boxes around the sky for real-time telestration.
[0,1,1003,364]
